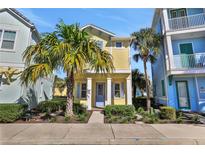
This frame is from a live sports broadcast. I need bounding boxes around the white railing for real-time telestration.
[169,13,205,30]
[173,53,205,69]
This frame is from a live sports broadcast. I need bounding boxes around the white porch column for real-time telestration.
[106,78,112,106]
[126,76,132,105]
[166,35,175,70]
[162,9,170,31]
[87,78,92,110]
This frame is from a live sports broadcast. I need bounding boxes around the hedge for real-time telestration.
[160,106,176,120]
[0,104,27,123]
[104,105,136,123]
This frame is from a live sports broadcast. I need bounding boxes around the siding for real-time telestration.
[172,37,205,54]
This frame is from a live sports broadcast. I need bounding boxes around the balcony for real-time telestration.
[169,13,205,31]
[173,53,205,69]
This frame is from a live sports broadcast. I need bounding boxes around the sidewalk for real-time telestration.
[0,123,205,145]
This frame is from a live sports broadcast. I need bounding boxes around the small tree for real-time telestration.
[131,28,161,111]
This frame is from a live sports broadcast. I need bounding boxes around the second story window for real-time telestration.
[96,40,103,49]
[115,42,122,48]
[0,30,17,50]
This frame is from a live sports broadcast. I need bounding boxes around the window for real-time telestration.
[114,83,121,98]
[115,42,122,48]
[96,40,103,49]
[179,43,193,54]
[161,80,166,96]
[0,30,16,50]
[81,83,87,98]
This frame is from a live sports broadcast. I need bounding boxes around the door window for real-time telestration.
[97,84,103,96]
[176,81,190,109]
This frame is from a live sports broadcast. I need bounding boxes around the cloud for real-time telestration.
[17,8,53,29]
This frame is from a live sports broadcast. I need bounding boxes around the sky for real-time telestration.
[17,8,155,79]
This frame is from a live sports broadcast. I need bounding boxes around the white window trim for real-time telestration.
[178,42,195,54]
[81,82,87,99]
[114,41,124,49]
[114,82,125,99]
[0,29,18,52]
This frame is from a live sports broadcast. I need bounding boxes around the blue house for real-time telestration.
[152,8,205,113]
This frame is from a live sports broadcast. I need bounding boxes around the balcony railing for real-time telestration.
[173,53,205,69]
[169,13,205,30]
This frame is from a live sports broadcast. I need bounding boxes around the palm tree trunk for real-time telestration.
[66,70,74,116]
[143,60,151,111]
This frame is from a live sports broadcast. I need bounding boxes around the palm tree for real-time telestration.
[20,20,114,116]
[131,28,161,111]
[132,69,146,98]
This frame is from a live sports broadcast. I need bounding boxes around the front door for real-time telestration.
[96,83,105,107]
[176,81,191,109]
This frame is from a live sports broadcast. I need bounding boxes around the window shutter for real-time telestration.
[120,82,125,98]
[77,83,80,98]
[112,83,114,98]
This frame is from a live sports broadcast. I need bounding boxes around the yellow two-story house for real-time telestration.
[73,24,132,110]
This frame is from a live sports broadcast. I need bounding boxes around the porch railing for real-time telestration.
[173,53,205,69]
[169,13,205,30]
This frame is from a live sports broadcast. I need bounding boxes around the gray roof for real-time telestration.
[9,8,35,26]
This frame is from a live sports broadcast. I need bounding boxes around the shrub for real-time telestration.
[160,106,176,120]
[77,113,87,121]
[104,105,136,117]
[191,114,200,123]
[136,107,145,114]
[73,103,86,115]
[38,100,65,113]
[38,98,86,115]
[142,114,159,123]
[104,105,136,123]
[0,104,27,123]
[64,115,70,122]
[141,107,159,123]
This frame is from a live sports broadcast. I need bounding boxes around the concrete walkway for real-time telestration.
[88,111,104,123]
[0,123,205,144]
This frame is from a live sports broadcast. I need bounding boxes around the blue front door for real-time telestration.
[96,83,105,107]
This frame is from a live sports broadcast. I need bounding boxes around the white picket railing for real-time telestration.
[173,53,205,69]
[169,13,205,30]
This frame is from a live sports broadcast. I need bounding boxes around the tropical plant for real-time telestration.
[132,69,146,98]
[131,28,161,111]
[20,20,114,116]
[0,67,22,84]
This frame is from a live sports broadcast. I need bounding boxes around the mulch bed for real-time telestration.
[15,111,92,124]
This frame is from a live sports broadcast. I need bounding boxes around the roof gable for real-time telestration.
[81,24,116,37]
